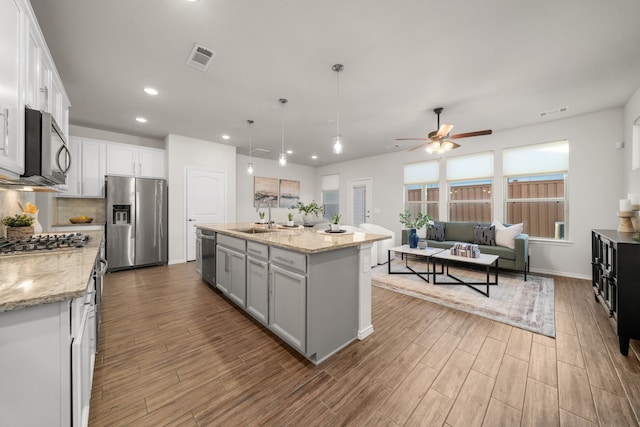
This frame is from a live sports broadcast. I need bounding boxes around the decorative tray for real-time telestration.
[324,229,347,234]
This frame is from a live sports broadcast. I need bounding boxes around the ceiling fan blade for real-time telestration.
[395,137,429,141]
[407,141,430,152]
[436,123,454,138]
[450,129,492,139]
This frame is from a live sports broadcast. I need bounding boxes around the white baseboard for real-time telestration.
[530,267,591,281]
[168,258,186,265]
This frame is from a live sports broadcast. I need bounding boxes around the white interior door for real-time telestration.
[347,178,373,226]
[186,168,226,261]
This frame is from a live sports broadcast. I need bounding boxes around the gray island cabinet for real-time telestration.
[197,224,388,364]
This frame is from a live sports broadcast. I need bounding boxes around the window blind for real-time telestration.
[321,174,339,190]
[403,160,439,184]
[503,140,569,175]
[446,152,494,180]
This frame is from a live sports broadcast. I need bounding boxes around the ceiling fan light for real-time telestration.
[432,141,441,151]
[443,141,454,151]
[247,162,254,174]
[279,153,287,167]
[333,135,343,154]
[426,145,434,154]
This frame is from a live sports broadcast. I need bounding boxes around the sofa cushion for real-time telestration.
[426,224,445,241]
[473,225,496,246]
[492,221,523,250]
[444,222,477,243]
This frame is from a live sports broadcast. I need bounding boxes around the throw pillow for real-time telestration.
[492,220,523,250]
[473,225,496,246]
[426,224,445,241]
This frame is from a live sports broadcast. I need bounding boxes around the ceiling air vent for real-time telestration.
[539,106,568,118]
[186,43,216,71]
[251,148,271,156]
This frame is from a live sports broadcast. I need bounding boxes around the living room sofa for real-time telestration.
[402,221,529,280]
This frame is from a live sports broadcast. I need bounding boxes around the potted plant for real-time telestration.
[331,213,341,231]
[258,211,266,224]
[287,212,295,227]
[399,211,433,248]
[290,201,324,225]
[2,214,36,239]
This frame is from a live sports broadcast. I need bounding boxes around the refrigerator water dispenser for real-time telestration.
[112,205,131,225]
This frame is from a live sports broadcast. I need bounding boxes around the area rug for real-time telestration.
[372,259,556,337]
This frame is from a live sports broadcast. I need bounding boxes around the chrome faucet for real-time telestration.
[256,200,273,229]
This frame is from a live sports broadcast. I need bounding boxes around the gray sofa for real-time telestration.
[402,221,529,280]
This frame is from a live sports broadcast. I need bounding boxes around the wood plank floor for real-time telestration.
[89,262,640,426]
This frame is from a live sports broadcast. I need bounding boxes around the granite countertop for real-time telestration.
[0,230,104,312]
[197,223,389,254]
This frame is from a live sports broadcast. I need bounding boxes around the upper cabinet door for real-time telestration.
[25,24,39,111]
[137,147,165,179]
[0,0,25,175]
[82,140,106,197]
[106,143,137,176]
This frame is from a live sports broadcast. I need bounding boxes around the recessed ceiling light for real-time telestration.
[136,117,147,123]
[186,0,199,2]
[222,135,230,140]
[311,155,318,160]
[144,87,158,95]
[286,150,293,154]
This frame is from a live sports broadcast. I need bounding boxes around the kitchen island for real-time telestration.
[0,230,105,427]
[197,223,389,364]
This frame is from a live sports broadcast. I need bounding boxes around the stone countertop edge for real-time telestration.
[197,223,389,254]
[0,230,104,312]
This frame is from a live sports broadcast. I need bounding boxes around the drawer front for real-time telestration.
[270,247,306,274]
[247,241,268,261]
[217,234,246,253]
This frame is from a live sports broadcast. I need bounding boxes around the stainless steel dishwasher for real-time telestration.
[198,229,216,286]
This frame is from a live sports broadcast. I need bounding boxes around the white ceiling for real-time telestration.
[30,0,640,166]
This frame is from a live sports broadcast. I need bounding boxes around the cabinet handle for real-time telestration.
[40,85,49,107]
[248,248,262,255]
[275,256,294,264]
[0,108,8,157]
[225,252,229,272]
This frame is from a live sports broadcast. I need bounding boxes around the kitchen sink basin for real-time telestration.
[232,227,275,234]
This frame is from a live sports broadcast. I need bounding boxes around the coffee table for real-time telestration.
[388,245,444,283]
[431,249,499,297]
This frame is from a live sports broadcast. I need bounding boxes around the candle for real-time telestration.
[620,199,631,212]
[628,193,640,205]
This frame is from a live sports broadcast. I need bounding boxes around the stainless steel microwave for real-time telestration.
[23,108,71,186]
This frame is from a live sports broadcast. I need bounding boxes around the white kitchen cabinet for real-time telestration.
[106,143,137,176]
[63,137,82,196]
[0,0,25,176]
[58,137,106,198]
[25,22,40,110]
[0,279,96,427]
[81,139,107,197]
[246,242,269,325]
[106,142,166,179]
[138,146,166,178]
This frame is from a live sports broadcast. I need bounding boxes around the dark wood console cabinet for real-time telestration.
[591,229,640,355]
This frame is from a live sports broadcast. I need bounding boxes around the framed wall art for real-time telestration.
[254,176,279,207]
[279,179,300,208]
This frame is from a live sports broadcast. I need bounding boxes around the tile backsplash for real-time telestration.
[54,198,105,225]
[0,190,37,237]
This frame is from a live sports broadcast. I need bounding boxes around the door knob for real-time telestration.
[188,218,196,222]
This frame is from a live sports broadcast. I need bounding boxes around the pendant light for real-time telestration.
[332,64,344,154]
[247,119,254,174]
[278,98,288,166]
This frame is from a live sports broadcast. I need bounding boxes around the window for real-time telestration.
[321,174,339,221]
[503,141,569,239]
[322,190,339,221]
[446,152,493,222]
[403,160,439,220]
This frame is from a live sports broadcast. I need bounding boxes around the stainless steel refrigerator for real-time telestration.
[105,175,168,271]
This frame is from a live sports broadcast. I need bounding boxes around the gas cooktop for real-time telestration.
[0,233,90,256]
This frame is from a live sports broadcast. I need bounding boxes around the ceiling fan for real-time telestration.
[397,107,492,153]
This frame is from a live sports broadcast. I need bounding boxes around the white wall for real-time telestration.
[69,125,164,149]
[167,134,236,264]
[624,86,640,195]
[236,154,316,223]
[316,108,625,279]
